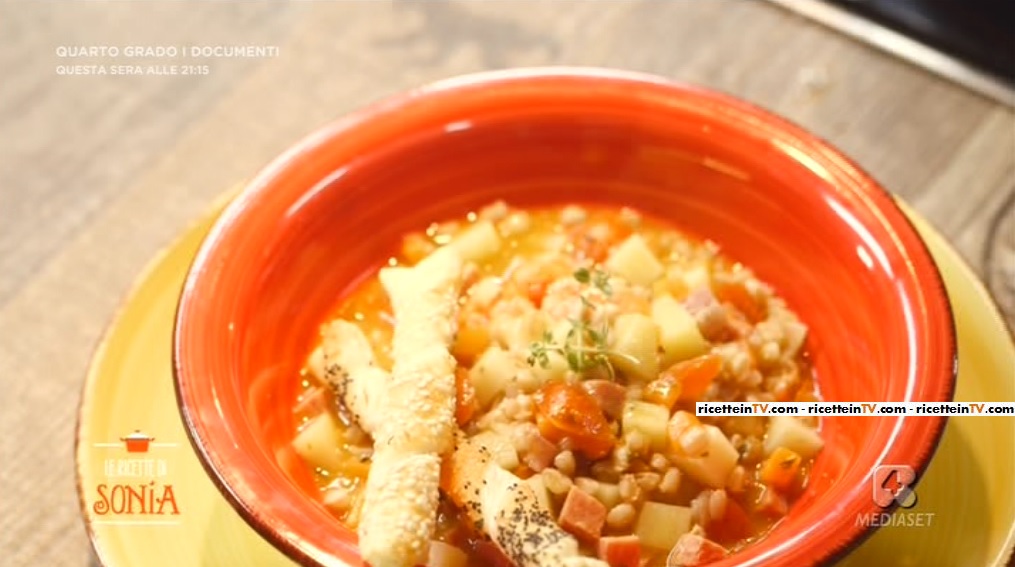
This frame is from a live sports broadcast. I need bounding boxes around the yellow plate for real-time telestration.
[75,198,1015,567]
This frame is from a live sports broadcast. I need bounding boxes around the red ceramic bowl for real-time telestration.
[174,68,956,567]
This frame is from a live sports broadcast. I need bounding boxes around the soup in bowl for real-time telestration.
[173,68,956,567]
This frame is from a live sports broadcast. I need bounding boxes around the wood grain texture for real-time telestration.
[0,1,1011,566]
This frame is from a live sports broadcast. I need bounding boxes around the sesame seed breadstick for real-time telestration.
[357,451,443,567]
[374,248,461,455]
[322,248,603,567]
[354,248,463,567]
[373,345,457,455]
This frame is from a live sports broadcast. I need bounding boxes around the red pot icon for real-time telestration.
[121,430,155,453]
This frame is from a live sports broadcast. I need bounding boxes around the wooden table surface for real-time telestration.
[1,1,1012,565]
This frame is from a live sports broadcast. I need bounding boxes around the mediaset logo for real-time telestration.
[856,464,935,528]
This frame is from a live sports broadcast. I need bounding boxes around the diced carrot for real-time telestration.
[661,354,723,402]
[711,280,767,323]
[513,463,536,480]
[581,239,611,264]
[452,312,490,365]
[758,447,802,492]
[526,280,551,307]
[604,216,635,244]
[508,257,570,308]
[400,231,436,265]
[454,367,479,427]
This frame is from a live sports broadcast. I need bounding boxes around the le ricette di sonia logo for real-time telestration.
[90,430,180,520]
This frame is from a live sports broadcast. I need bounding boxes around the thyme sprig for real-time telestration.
[526,267,637,379]
[573,266,612,295]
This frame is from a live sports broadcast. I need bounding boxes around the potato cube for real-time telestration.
[764,416,824,459]
[292,413,343,471]
[469,346,522,408]
[453,317,491,365]
[652,295,709,366]
[608,313,660,381]
[670,425,738,488]
[681,264,711,291]
[491,307,547,351]
[622,401,670,452]
[781,320,808,359]
[635,502,692,550]
[448,220,501,263]
[530,350,569,384]
[605,234,665,287]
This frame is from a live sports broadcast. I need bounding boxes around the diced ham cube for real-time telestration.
[667,533,727,566]
[598,535,641,567]
[684,288,733,342]
[683,287,715,313]
[522,433,559,472]
[755,487,788,518]
[705,499,753,543]
[292,385,332,418]
[581,380,627,420]
[558,486,608,542]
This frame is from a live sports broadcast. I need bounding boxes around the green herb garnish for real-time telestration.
[526,267,636,379]
[573,266,613,295]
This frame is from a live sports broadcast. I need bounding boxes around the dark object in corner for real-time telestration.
[826,0,1015,87]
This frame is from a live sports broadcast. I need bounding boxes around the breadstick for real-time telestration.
[320,320,387,434]
[442,431,608,567]
[356,248,463,567]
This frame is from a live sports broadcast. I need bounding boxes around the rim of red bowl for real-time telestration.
[173,67,957,567]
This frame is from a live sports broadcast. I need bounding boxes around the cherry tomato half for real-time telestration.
[533,381,615,460]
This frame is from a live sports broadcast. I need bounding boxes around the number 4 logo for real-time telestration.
[873,465,918,509]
